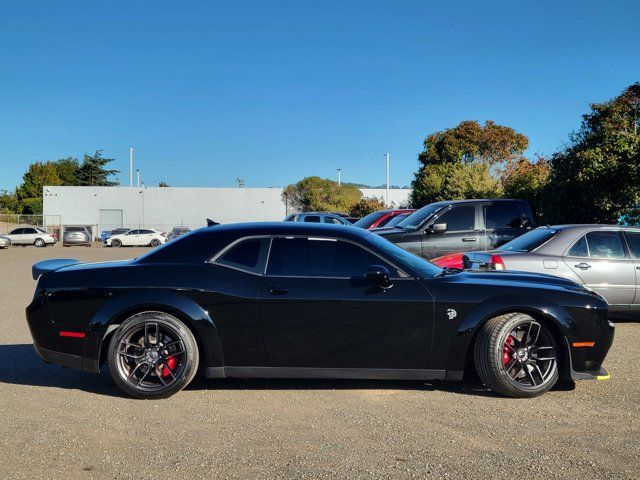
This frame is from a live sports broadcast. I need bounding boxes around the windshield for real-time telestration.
[384,213,410,228]
[353,211,387,228]
[499,227,559,252]
[395,203,446,230]
[366,232,442,278]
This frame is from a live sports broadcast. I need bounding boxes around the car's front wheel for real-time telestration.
[474,313,559,398]
[107,312,199,399]
[150,238,161,247]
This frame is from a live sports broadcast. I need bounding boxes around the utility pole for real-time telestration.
[136,169,141,188]
[337,168,342,186]
[129,147,134,187]
[384,153,390,206]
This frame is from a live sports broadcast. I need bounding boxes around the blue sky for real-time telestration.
[0,1,638,191]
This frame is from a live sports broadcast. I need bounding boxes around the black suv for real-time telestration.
[374,199,535,260]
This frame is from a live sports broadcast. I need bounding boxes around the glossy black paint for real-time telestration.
[375,199,534,260]
[26,222,613,385]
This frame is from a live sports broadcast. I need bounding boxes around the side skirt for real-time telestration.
[205,366,446,381]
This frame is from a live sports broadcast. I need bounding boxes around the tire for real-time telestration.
[34,238,45,247]
[107,312,199,399]
[111,239,122,248]
[474,313,559,398]
[150,239,161,247]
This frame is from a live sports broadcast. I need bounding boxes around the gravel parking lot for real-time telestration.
[0,245,638,479]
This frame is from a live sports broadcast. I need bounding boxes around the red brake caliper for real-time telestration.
[162,356,178,377]
[502,335,515,364]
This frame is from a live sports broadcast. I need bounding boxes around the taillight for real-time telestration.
[490,254,506,270]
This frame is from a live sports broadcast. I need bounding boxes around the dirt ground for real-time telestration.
[0,245,638,479]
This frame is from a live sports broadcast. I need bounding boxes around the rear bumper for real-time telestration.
[33,343,82,369]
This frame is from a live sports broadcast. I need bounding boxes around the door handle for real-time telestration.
[268,287,288,295]
[574,263,591,270]
[462,237,477,242]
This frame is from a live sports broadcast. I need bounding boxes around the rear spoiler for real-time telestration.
[32,259,80,280]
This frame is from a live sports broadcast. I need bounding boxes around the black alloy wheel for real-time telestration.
[474,313,559,398]
[107,312,199,399]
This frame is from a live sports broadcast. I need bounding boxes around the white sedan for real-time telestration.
[4,227,56,247]
[105,229,166,247]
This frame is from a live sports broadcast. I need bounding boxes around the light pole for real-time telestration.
[384,153,390,205]
[129,147,134,187]
[337,168,342,186]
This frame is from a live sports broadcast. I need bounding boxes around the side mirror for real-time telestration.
[365,265,393,289]
[430,223,447,234]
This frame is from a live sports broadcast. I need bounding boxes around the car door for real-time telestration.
[481,202,529,251]
[138,229,154,245]
[562,230,636,306]
[124,229,140,246]
[23,228,38,244]
[8,228,25,244]
[259,236,434,370]
[420,204,478,259]
[622,230,640,305]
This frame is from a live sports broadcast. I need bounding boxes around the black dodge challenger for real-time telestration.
[26,223,613,399]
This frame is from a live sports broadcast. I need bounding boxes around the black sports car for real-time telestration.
[26,223,613,399]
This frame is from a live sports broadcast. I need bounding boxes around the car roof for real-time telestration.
[429,198,527,206]
[540,224,640,231]
[201,221,369,239]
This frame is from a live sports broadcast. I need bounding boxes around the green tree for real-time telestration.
[158,181,170,187]
[544,83,640,223]
[283,176,362,213]
[53,157,80,185]
[350,197,386,217]
[0,189,19,214]
[410,120,528,207]
[502,157,551,220]
[15,161,63,213]
[77,150,119,186]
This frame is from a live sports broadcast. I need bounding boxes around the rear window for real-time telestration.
[353,211,387,228]
[499,228,558,252]
[66,226,85,232]
[303,215,321,223]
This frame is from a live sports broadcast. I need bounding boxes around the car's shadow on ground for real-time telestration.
[0,344,572,399]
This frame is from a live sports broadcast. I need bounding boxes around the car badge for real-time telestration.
[446,309,457,320]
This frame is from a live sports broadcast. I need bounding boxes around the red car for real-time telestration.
[352,209,416,230]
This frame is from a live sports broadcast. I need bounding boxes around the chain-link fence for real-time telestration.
[0,214,62,235]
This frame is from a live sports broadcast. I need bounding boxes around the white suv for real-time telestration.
[5,227,56,247]
[105,228,166,247]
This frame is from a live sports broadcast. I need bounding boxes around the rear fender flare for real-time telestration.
[81,289,223,372]
[445,294,579,376]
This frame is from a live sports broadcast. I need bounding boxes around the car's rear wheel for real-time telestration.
[474,313,559,398]
[150,239,160,247]
[111,239,122,247]
[107,312,199,399]
[34,238,45,247]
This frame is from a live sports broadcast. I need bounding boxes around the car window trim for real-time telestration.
[263,234,408,279]
[208,235,272,275]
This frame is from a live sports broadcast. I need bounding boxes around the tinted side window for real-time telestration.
[324,216,342,224]
[625,231,640,259]
[303,215,321,223]
[484,204,521,229]
[435,205,475,231]
[24,228,37,234]
[139,229,154,234]
[267,237,395,277]
[10,228,23,235]
[215,238,269,273]
[586,231,625,259]
[127,230,140,235]
[567,236,588,257]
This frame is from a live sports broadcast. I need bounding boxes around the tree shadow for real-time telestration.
[1,344,570,399]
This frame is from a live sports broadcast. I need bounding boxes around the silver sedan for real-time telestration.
[464,225,640,318]
[0,236,9,248]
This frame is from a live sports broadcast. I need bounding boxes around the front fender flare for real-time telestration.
[81,289,223,372]
[444,294,579,377]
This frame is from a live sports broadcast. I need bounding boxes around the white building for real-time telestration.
[42,186,411,234]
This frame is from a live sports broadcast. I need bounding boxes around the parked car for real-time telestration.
[374,199,534,260]
[168,226,191,241]
[101,228,129,243]
[4,226,56,247]
[105,228,166,247]
[462,225,640,319]
[63,226,92,246]
[28,222,612,399]
[284,212,352,225]
[0,236,10,249]
[383,212,412,228]
[352,209,416,230]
